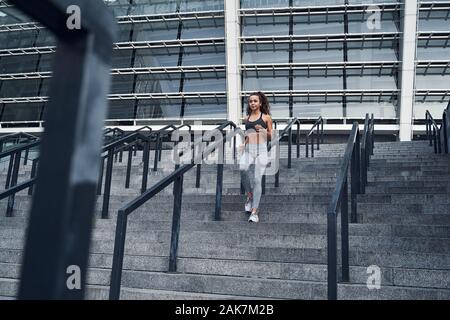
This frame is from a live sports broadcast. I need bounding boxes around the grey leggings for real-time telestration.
[239,143,269,210]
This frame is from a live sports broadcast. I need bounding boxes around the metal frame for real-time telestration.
[327,114,375,300]
[11,0,116,300]
[108,121,238,300]
[240,3,402,17]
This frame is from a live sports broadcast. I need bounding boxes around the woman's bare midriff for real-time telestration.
[246,132,268,145]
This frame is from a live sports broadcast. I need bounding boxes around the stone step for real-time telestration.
[0,259,448,291]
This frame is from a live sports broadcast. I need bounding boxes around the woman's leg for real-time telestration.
[239,148,254,197]
[251,147,269,212]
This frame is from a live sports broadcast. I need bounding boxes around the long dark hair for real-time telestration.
[246,91,271,116]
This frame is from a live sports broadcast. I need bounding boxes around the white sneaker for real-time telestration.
[244,197,252,213]
[248,212,259,223]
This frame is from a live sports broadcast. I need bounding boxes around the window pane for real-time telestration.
[1,103,43,121]
[136,100,181,119]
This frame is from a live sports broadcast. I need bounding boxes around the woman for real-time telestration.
[239,91,273,223]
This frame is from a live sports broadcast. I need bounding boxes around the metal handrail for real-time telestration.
[425,110,442,154]
[305,116,324,157]
[108,121,237,300]
[269,117,301,190]
[327,114,375,300]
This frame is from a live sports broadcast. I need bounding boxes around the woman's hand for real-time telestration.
[254,124,267,134]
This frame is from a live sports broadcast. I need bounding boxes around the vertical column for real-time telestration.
[225,0,241,141]
[399,0,418,141]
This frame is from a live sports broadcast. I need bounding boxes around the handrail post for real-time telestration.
[6,151,21,217]
[311,131,315,158]
[195,164,201,188]
[158,133,164,161]
[169,174,184,272]
[370,114,374,156]
[214,131,225,221]
[96,157,104,195]
[327,208,338,300]
[153,133,160,172]
[361,145,367,195]
[433,127,438,154]
[341,177,350,283]
[109,210,128,300]
[102,149,114,219]
[125,145,133,189]
[321,119,324,144]
[24,147,29,166]
[437,129,442,154]
[296,120,300,158]
[306,135,309,158]
[275,139,280,187]
[288,127,292,168]
[426,116,430,144]
[351,134,360,223]
[28,158,38,196]
[141,140,150,193]
[316,127,320,150]
[5,154,14,189]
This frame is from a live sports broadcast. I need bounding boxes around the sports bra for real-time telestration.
[245,112,268,131]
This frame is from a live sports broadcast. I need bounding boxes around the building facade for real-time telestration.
[0,0,449,140]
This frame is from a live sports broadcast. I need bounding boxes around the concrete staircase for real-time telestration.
[0,140,449,299]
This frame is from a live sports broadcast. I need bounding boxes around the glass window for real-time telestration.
[135,74,181,93]
[111,74,135,94]
[0,54,39,73]
[242,44,289,64]
[243,74,288,91]
[1,103,43,121]
[0,79,42,97]
[133,48,180,67]
[128,0,177,15]
[132,22,179,42]
[0,30,38,49]
[347,95,398,118]
[181,20,224,39]
[414,100,448,119]
[242,16,289,37]
[348,12,399,33]
[419,10,450,32]
[136,99,181,118]
[112,50,133,68]
[35,29,55,47]
[241,0,289,9]
[416,75,450,90]
[116,23,133,42]
[107,100,135,119]
[293,14,344,36]
[37,54,55,72]
[416,46,450,60]
[293,96,344,118]
[183,77,225,92]
[182,48,226,66]
[179,0,224,12]
[184,98,227,119]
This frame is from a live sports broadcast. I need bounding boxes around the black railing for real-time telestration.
[270,118,301,188]
[305,117,324,158]
[443,107,449,154]
[425,110,442,154]
[327,114,375,300]
[97,124,191,219]
[108,121,238,300]
[0,140,40,217]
